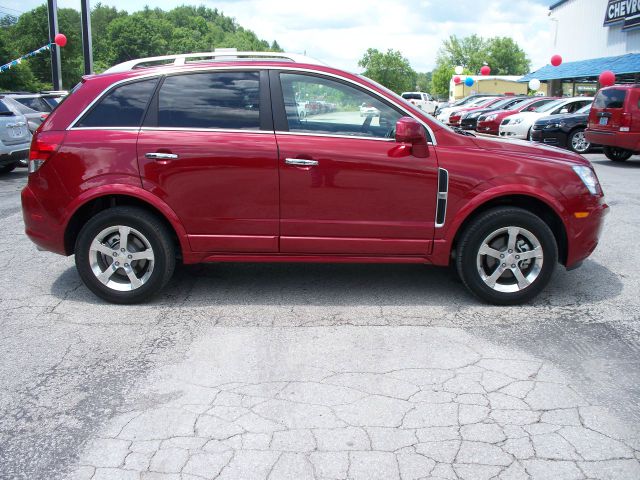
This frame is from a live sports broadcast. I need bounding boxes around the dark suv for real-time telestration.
[585,84,640,161]
[22,52,608,305]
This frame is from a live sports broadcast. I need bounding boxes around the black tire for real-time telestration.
[603,146,633,162]
[456,207,558,305]
[568,128,590,154]
[0,163,17,174]
[75,206,175,304]
[527,128,533,141]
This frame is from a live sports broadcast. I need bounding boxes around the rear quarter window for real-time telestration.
[76,78,158,128]
[594,89,627,109]
[0,99,14,115]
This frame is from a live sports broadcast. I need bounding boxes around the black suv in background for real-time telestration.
[531,103,594,154]
[459,96,527,130]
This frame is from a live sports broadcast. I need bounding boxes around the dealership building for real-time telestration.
[520,0,640,96]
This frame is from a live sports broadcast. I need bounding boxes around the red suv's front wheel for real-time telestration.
[456,207,558,305]
[74,206,175,304]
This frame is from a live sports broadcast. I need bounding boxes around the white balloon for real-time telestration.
[528,78,541,91]
[454,66,463,75]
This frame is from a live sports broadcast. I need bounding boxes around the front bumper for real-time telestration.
[499,122,529,139]
[530,128,567,148]
[476,120,499,135]
[565,196,609,268]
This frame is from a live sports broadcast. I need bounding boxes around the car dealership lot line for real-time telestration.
[0,154,639,479]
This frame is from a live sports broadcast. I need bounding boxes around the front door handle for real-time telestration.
[146,152,179,160]
[285,158,318,166]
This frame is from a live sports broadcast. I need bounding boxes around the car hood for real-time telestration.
[536,112,588,124]
[470,134,590,167]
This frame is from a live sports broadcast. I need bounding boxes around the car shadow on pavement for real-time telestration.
[590,158,640,168]
[51,258,623,308]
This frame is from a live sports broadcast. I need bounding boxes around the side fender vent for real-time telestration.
[435,168,449,228]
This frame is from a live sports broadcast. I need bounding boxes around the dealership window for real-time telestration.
[157,72,261,130]
[280,73,403,139]
[77,79,159,128]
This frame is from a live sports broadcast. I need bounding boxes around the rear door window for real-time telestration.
[157,71,261,130]
[594,89,626,109]
[77,78,158,128]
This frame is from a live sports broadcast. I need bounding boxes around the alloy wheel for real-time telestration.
[476,226,544,293]
[89,225,155,291]
[571,130,590,153]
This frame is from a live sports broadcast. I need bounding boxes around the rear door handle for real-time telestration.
[146,152,179,160]
[285,158,318,166]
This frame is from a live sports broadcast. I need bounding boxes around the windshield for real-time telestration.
[3,96,37,114]
[488,97,521,109]
[402,93,422,100]
[535,99,565,113]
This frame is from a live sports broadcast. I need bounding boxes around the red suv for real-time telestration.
[586,84,640,161]
[21,52,608,305]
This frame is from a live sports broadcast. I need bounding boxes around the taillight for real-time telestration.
[620,112,632,132]
[28,130,65,174]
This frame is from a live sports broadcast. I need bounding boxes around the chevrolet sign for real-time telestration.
[604,0,640,30]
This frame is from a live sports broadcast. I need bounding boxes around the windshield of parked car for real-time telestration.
[533,99,565,113]
[486,97,520,109]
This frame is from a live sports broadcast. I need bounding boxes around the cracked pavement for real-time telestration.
[1,153,640,480]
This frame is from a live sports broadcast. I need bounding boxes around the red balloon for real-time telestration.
[599,70,616,87]
[551,54,562,67]
[453,75,461,84]
[54,33,67,47]
[480,65,491,75]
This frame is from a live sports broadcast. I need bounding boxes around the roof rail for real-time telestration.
[104,50,326,73]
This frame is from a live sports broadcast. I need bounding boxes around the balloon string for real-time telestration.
[0,43,55,74]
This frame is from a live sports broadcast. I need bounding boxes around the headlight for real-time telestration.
[485,114,498,122]
[572,166,600,195]
[545,122,563,129]
[513,118,523,124]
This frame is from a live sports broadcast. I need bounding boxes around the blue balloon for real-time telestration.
[465,77,474,87]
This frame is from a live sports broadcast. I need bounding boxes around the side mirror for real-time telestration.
[394,117,428,158]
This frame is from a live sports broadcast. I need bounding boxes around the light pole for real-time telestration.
[47,0,62,90]
[80,0,93,75]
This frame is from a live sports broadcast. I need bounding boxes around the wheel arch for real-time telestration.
[64,189,189,259]
[449,194,569,266]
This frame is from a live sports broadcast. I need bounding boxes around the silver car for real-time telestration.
[0,98,30,174]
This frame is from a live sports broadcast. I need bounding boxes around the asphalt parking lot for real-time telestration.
[1,153,640,480]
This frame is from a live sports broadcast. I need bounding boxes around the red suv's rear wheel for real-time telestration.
[74,206,175,304]
[603,146,633,162]
[456,207,558,305]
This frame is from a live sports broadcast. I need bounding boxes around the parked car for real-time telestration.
[434,94,499,116]
[435,95,498,123]
[1,95,48,132]
[531,103,594,153]
[585,84,640,162]
[459,96,527,130]
[0,97,30,174]
[499,97,593,140]
[401,92,438,114]
[447,97,508,126]
[439,97,501,124]
[39,90,68,109]
[21,52,607,305]
[360,102,380,117]
[476,97,557,135]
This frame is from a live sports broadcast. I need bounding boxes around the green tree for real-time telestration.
[486,37,530,75]
[358,48,417,93]
[436,34,530,76]
[1,4,282,91]
[416,72,431,93]
[431,62,455,98]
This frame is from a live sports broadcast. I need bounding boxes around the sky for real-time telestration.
[1,0,557,73]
